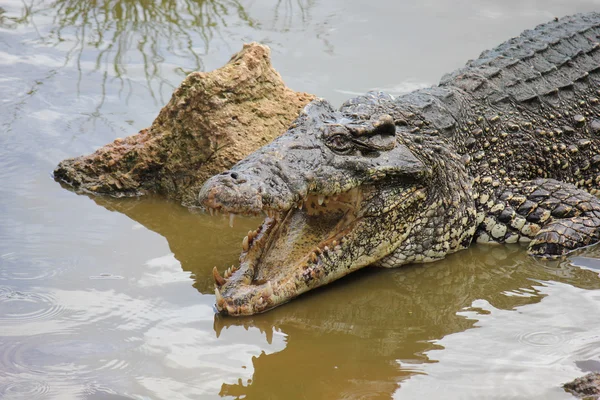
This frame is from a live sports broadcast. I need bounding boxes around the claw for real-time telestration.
[213,266,226,286]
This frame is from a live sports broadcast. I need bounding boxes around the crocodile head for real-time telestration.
[198,97,476,315]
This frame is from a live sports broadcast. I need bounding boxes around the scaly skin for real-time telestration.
[199,13,600,316]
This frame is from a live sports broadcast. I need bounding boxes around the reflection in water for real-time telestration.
[0,0,256,104]
[6,0,600,398]
[91,195,600,399]
[271,0,311,30]
[268,0,333,55]
[90,194,259,293]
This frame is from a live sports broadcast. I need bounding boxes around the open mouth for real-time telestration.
[205,188,366,316]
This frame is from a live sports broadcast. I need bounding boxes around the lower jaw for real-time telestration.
[211,194,366,315]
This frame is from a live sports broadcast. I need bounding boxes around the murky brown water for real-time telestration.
[4,0,600,399]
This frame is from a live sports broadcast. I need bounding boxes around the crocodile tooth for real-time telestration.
[242,236,249,252]
[213,266,226,286]
[214,287,224,307]
[310,252,317,263]
[298,201,303,210]
[318,195,324,205]
[225,265,236,279]
[248,230,254,241]
[265,281,274,296]
[229,213,235,228]
[224,267,230,279]
[209,208,214,217]
[257,297,264,305]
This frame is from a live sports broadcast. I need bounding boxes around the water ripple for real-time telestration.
[0,339,46,375]
[0,335,142,397]
[0,286,66,324]
[570,339,600,361]
[517,331,567,347]
[0,378,50,400]
[0,254,69,281]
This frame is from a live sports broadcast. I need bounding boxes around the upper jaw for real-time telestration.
[197,168,310,216]
[198,166,364,218]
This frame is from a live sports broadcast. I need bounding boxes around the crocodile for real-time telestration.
[198,12,600,316]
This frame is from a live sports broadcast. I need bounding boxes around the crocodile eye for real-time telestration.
[327,134,353,153]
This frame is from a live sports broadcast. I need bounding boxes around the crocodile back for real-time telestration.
[441,12,600,107]
[417,12,600,191]
[340,13,600,191]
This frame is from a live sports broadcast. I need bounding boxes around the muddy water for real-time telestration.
[3,0,600,399]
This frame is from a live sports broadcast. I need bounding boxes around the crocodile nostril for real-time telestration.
[230,172,239,180]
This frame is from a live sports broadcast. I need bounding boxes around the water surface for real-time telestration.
[3,0,600,399]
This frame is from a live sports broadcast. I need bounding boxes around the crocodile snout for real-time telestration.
[198,172,264,214]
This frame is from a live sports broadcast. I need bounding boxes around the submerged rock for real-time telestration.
[564,372,600,399]
[54,43,315,206]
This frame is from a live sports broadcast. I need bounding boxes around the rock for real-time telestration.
[54,43,315,206]
[564,372,600,399]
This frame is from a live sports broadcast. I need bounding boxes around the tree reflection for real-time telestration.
[1,0,256,104]
[268,0,333,54]
[1,0,326,136]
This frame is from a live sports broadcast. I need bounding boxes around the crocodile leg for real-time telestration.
[475,178,600,257]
